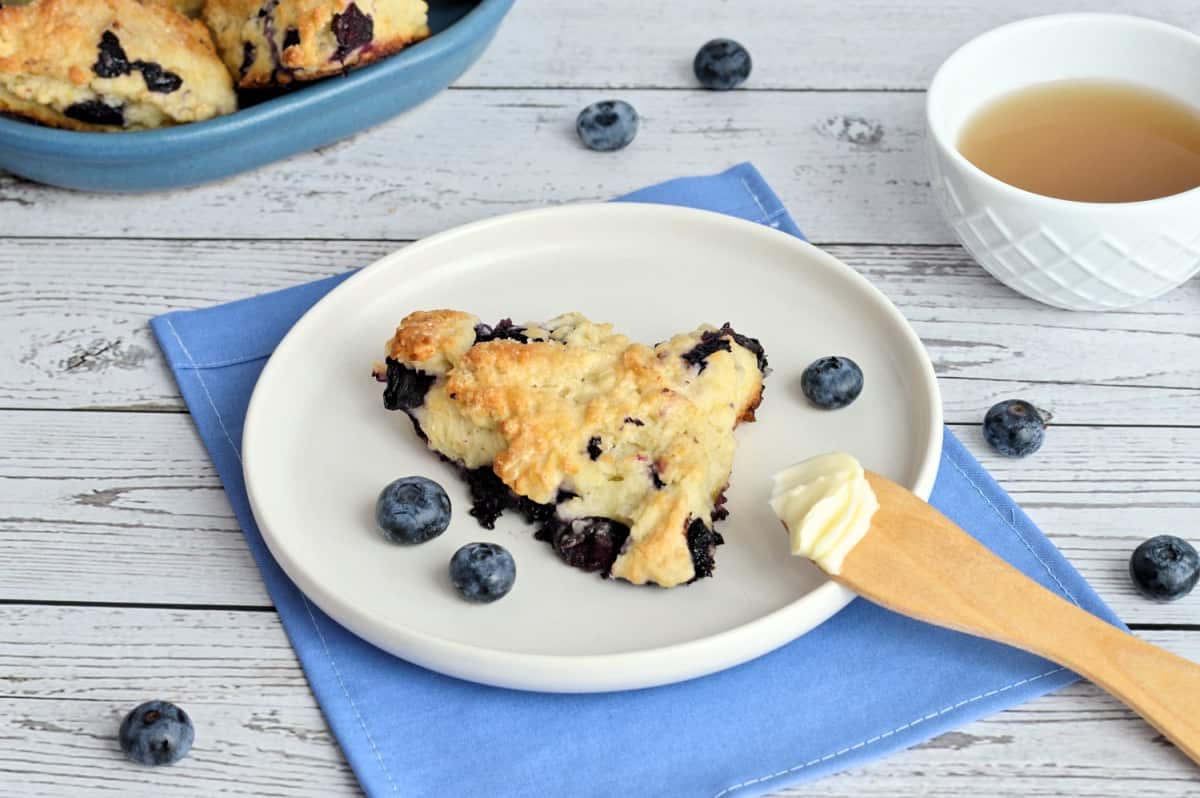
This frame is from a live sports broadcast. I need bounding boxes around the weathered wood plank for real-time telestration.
[0,89,941,242]
[2,409,1197,623]
[0,410,269,606]
[0,698,360,798]
[0,609,351,795]
[0,605,1196,797]
[458,0,1200,90]
[2,239,1197,424]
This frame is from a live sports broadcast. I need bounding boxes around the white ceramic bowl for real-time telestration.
[926,14,1200,311]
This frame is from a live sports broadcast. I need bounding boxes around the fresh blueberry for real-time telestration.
[693,38,752,90]
[449,542,516,603]
[576,100,639,152]
[983,399,1046,457]
[1130,535,1199,602]
[801,356,863,409]
[118,700,194,766]
[375,476,451,544]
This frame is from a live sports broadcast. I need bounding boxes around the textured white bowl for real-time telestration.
[926,14,1200,311]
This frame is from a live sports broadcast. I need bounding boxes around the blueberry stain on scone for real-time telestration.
[94,31,132,78]
[547,517,632,573]
[684,323,769,374]
[64,99,125,126]
[375,310,767,588]
[682,335,732,372]
[649,464,666,490]
[381,358,435,411]
[473,318,529,344]
[686,518,724,580]
[92,31,183,93]
[133,61,184,94]
[239,42,257,79]
[332,3,374,60]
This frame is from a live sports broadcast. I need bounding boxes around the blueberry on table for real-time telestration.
[449,542,516,603]
[983,399,1046,457]
[375,476,451,544]
[1130,535,1199,602]
[576,100,639,152]
[801,356,864,409]
[693,38,752,90]
[118,700,194,766]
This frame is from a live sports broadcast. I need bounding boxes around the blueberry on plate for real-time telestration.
[118,700,194,766]
[693,38,752,90]
[375,476,451,544]
[449,542,516,603]
[576,100,639,152]
[801,356,863,409]
[1130,535,1199,602]
[983,399,1046,457]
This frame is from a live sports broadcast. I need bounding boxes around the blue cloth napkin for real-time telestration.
[152,163,1123,798]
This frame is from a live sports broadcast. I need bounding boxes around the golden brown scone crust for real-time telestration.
[204,0,429,88]
[382,311,766,588]
[157,0,206,17]
[0,0,235,131]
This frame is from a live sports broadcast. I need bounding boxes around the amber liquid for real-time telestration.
[957,80,1200,202]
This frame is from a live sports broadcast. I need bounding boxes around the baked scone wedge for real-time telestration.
[374,311,768,588]
[204,0,430,88]
[0,0,236,131]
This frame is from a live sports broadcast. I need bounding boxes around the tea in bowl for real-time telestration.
[926,14,1200,310]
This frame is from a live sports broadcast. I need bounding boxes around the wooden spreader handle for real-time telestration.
[827,471,1200,765]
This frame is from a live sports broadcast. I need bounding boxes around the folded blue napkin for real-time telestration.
[152,163,1123,798]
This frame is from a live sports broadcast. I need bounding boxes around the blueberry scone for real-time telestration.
[0,0,236,131]
[159,0,206,17]
[204,0,430,88]
[374,311,768,588]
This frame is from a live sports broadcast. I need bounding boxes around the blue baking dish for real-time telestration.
[0,0,514,192]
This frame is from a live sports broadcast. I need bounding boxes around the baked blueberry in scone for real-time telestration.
[204,0,430,88]
[0,0,236,131]
[374,311,768,588]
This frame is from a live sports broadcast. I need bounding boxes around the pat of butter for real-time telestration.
[769,453,879,574]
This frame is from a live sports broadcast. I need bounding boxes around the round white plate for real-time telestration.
[243,203,942,692]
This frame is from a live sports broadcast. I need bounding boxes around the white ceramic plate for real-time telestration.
[243,204,942,692]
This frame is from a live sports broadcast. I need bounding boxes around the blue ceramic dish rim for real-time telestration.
[0,0,511,160]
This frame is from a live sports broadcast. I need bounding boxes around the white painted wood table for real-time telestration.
[3,1,1200,795]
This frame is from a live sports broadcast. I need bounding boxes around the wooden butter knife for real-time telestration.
[823,470,1200,765]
